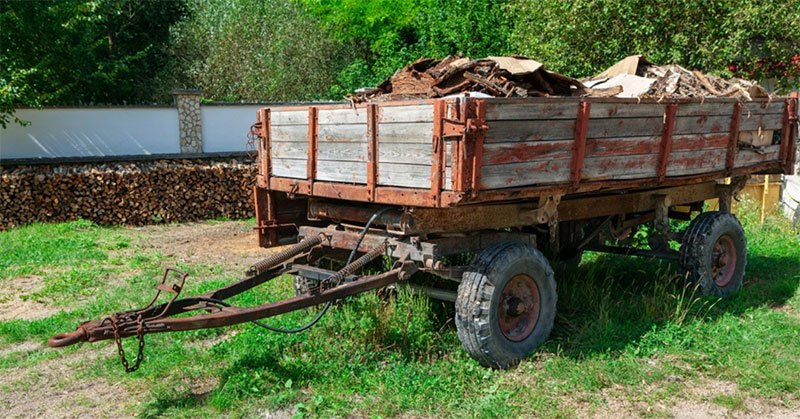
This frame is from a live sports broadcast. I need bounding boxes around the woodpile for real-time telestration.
[585,55,770,100]
[0,158,257,230]
[350,55,588,102]
[352,54,770,102]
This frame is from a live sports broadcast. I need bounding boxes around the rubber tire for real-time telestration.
[679,211,747,297]
[455,242,557,369]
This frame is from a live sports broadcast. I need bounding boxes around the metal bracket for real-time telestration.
[652,194,672,237]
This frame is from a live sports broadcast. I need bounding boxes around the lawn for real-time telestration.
[0,199,798,418]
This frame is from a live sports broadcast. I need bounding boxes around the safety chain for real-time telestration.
[110,314,146,373]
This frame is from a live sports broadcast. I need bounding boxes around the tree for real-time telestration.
[509,0,800,91]
[0,0,185,127]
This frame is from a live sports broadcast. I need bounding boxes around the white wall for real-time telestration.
[0,108,179,159]
[201,105,261,153]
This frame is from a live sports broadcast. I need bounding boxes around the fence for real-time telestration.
[0,90,264,161]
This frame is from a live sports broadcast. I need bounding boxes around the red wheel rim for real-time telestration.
[498,274,540,342]
[711,235,737,287]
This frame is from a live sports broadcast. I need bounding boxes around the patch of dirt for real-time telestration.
[564,378,799,418]
[127,220,275,277]
[0,340,43,357]
[0,276,59,321]
[0,345,135,418]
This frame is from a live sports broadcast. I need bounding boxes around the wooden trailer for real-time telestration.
[50,94,798,371]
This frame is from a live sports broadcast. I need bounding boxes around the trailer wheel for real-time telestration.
[680,211,747,297]
[455,242,557,369]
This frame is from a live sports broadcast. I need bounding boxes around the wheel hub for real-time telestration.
[498,274,540,342]
[711,234,737,287]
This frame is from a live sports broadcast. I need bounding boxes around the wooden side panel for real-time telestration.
[583,155,658,180]
[270,111,308,179]
[271,157,307,179]
[481,160,571,188]
[315,108,368,184]
[734,145,781,167]
[485,119,576,143]
[377,116,436,188]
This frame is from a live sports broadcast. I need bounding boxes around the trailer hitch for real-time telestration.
[47,235,417,372]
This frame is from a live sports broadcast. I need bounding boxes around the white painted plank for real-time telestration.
[272,141,308,160]
[378,163,431,189]
[378,122,435,143]
[318,108,367,125]
[379,104,434,123]
[316,160,367,184]
[317,124,368,143]
[317,142,367,162]
[270,110,309,126]
[271,157,306,179]
[272,124,307,142]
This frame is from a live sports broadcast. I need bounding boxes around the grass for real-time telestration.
[0,199,799,418]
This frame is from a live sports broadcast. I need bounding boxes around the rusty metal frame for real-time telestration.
[726,102,742,176]
[781,94,798,174]
[307,106,319,186]
[367,103,379,201]
[431,100,446,206]
[570,101,590,188]
[657,103,678,181]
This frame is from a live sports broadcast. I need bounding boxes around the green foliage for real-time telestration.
[0,0,185,117]
[302,0,513,97]
[165,0,353,102]
[510,0,800,90]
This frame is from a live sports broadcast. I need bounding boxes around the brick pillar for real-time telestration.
[172,89,204,153]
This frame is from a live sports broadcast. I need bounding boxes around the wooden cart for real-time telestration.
[50,94,798,370]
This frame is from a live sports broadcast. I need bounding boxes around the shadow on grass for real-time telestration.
[549,251,800,358]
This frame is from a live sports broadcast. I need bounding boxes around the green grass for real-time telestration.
[0,200,798,418]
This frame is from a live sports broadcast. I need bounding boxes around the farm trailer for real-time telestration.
[50,93,799,370]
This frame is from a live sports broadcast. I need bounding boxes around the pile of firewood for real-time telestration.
[0,158,257,230]
[352,54,770,102]
[350,55,588,102]
[585,55,770,100]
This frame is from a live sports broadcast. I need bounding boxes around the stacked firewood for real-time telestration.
[0,158,257,230]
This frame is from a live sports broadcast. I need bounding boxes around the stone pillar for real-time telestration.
[172,89,204,153]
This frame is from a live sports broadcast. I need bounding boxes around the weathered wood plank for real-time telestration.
[482,140,573,165]
[739,112,784,131]
[590,103,666,119]
[378,162,431,189]
[272,141,308,160]
[583,155,658,180]
[378,143,441,165]
[317,142,367,162]
[379,104,434,123]
[486,101,579,121]
[666,148,727,177]
[734,144,781,167]
[271,157,306,179]
[741,101,785,115]
[480,159,571,189]
[673,115,731,135]
[378,122,435,143]
[587,117,663,138]
[485,119,575,143]
[317,123,368,143]
[316,160,367,184]
[585,136,659,157]
[671,133,729,151]
[272,124,308,142]
[318,108,367,125]
[676,103,736,117]
[270,109,309,126]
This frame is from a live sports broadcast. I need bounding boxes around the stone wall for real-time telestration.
[0,157,256,230]
[173,89,204,153]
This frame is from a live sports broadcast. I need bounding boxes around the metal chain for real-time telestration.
[111,314,146,373]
